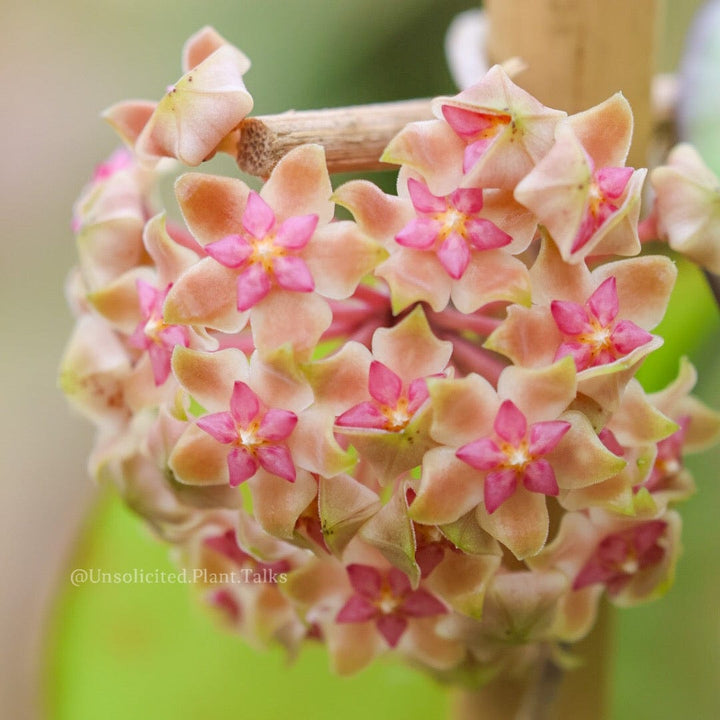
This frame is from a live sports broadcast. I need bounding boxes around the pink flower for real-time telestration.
[197,381,298,486]
[205,191,318,310]
[573,520,669,595]
[457,400,570,514]
[394,178,511,279]
[336,564,447,648]
[336,361,430,432]
[128,280,190,385]
[514,94,645,262]
[551,276,653,371]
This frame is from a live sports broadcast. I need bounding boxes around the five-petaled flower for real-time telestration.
[336,564,447,648]
[457,400,570,513]
[395,178,511,279]
[197,381,298,485]
[573,520,668,595]
[205,191,318,311]
[128,280,190,385]
[551,276,653,371]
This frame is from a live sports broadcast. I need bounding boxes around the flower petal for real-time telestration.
[257,408,298,441]
[242,191,276,238]
[227,446,258,487]
[273,255,315,292]
[611,320,654,355]
[484,469,518,514]
[205,234,252,268]
[529,421,571,456]
[523,459,560,496]
[336,401,387,429]
[256,444,296,482]
[275,214,318,249]
[395,217,441,249]
[337,595,378,623]
[368,361,402,406]
[407,177,447,213]
[346,564,383,599]
[464,218,512,250]
[494,400,527,444]
[376,614,408,648]
[456,438,505,471]
[197,411,237,443]
[229,381,260,426]
[588,277,619,326]
[236,263,271,311]
[437,233,470,279]
[551,300,591,335]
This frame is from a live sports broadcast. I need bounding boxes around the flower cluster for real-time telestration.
[60,27,720,684]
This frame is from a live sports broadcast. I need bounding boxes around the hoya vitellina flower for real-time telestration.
[60,28,720,705]
[104,26,254,166]
[649,142,720,274]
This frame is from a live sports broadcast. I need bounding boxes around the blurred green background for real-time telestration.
[1,0,718,718]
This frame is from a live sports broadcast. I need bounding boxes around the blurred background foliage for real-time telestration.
[1,0,717,718]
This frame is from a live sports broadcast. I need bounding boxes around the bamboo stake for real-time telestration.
[484,0,660,167]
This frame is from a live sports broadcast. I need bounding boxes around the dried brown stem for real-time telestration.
[235,99,434,177]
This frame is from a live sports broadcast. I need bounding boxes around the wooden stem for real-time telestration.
[235,99,433,177]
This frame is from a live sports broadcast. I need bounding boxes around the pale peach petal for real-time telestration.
[375,249,451,313]
[102,100,157,148]
[548,411,627,489]
[567,93,633,168]
[248,349,313,413]
[175,173,250,245]
[477,488,549,559]
[528,236,594,305]
[304,221,387,299]
[371,306,453,383]
[608,379,678,447]
[484,305,562,368]
[381,119,465,197]
[591,255,676,330]
[164,257,248,332]
[428,374,498,447]
[249,469,317,540]
[182,26,250,74]
[425,552,500,619]
[651,144,720,273]
[171,346,249,412]
[303,342,373,411]
[480,189,538,254]
[410,449,485,525]
[143,213,200,285]
[402,619,465,670]
[497,357,577,422]
[77,218,146,291]
[86,267,155,333]
[169,423,230,485]
[332,179,413,243]
[450,250,531,314]
[289,407,356,477]
[250,291,332,357]
[58,315,131,426]
[260,144,333,224]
